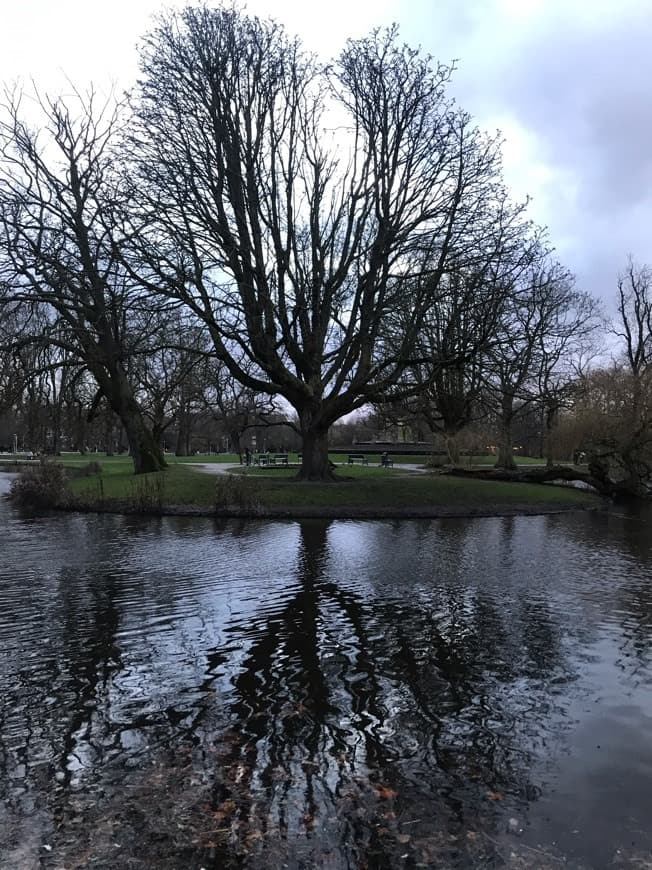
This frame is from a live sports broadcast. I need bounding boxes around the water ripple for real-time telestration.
[1,494,652,868]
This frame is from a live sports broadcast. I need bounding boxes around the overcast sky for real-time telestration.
[1,0,650,308]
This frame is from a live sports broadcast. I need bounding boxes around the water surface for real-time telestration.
[1,474,651,869]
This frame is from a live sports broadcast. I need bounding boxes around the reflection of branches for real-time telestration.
[196,521,570,868]
[0,563,127,868]
[2,516,578,868]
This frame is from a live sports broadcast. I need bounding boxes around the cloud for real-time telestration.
[1,0,648,306]
[405,0,652,304]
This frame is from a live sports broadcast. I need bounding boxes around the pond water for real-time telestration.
[1,473,651,869]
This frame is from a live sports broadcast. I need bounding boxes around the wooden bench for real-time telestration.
[348,453,368,465]
[269,453,289,466]
[253,453,269,466]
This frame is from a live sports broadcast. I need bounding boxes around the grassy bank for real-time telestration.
[55,456,601,518]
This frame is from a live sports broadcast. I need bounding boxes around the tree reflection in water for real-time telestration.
[189,520,572,869]
[4,512,643,869]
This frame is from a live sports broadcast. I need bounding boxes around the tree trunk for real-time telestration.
[72,402,87,453]
[297,409,336,482]
[105,372,165,473]
[229,430,243,463]
[544,405,558,469]
[175,403,191,456]
[105,417,114,456]
[89,359,165,474]
[444,431,461,465]
[120,405,166,474]
[495,397,517,470]
[51,410,61,456]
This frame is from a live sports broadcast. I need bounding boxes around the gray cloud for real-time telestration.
[400,0,652,305]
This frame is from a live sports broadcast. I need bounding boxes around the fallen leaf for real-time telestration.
[486,790,504,801]
[209,799,237,821]
[373,784,398,800]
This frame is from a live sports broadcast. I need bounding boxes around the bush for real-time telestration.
[129,474,166,512]
[9,464,70,510]
[69,460,103,478]
[214,473,261,512]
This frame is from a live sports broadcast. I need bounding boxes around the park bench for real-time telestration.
[253,453,269,466]
[348,453,368,465]
[380,454,394,467]
[269,453,289,466]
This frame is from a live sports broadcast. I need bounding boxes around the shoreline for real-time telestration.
[38,499,606,520]
[2,463,610,520]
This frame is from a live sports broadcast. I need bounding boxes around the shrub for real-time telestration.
[130,474,166,512]
[69,460,103,478]
[9,464,70,510]
[214,473,261,512]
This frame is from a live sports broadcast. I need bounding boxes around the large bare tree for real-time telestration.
[127,5,510,480]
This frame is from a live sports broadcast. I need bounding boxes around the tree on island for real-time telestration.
[126,5,516,481]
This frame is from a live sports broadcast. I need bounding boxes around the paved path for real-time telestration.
[186,462,239,476]
[186,461,429,476]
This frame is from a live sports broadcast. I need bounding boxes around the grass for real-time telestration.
[61,454,600,515]
[68,462,217,506]
[235,466,596,510]
[54,451,239,466]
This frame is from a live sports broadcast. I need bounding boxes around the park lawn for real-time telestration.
[466,454,548,466]
[66,459,600,513]
[68,462,217,506]
[238,466,597,510]
[57,452,241,467]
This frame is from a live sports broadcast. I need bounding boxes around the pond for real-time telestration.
[1,473,651,869]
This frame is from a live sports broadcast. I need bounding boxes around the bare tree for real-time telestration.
[0,88,165,473]
[386,209,536,464]
[615,258,652,414]
[126,6,510,480]
[579,259,652,495]
[484,253,595,470]
[205,363,278,460]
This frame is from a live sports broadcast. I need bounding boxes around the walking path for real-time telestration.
[187,461,429,476]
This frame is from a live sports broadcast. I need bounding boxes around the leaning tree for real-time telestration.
[126,5,512,480]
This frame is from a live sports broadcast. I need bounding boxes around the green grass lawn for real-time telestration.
[68,462,217,505]
[56,451,240,466]
[64,455,599,514]
[237,466,596,509]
